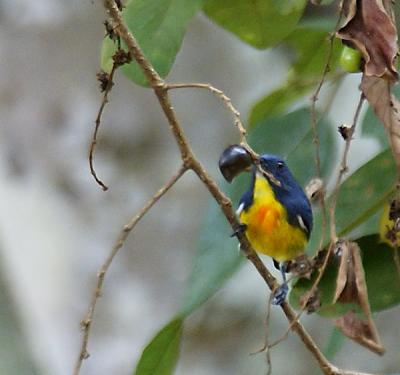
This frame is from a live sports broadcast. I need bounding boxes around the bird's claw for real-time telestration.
[272,283,288,305]
[230,224,247,238]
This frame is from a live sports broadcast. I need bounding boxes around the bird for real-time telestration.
[219,145,313,305]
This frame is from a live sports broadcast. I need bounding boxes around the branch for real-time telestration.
[84,2,380,375]
[73,164,187,375]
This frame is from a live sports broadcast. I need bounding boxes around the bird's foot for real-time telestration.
[272,283,288,305]
[230,224,247,238]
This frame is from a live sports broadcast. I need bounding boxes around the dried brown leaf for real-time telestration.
[337,0,398,80]
[300,288,321,314]
[333,241,358,304]
[360,75,400,171]
[335,311,385,354]
[333,241,385,354]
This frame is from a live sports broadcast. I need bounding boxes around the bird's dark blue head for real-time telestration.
[259,154,296,189]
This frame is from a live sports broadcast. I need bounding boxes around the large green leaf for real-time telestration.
[180,184,243,315]
[360,105,388,149]
[323,327,345,360]
[360,85,400,149]
[249,80,314,126]
[311,327,345,375]
[101,0,203,87]
[181,108,336,315]
[134,317,183,375]
[203,0,308,49]
[307,149,396,255]
[285,25,341,79]
[291,235,400,316]
[249,26,342,125]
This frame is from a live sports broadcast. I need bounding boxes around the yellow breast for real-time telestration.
[239,176,307,262]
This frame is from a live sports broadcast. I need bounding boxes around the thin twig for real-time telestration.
[167,82,259,161]
[82,2,379,375]
[329,94,365,241]
[167,83,246,139]
[309,3,344,200]
[250,285,277,355]
[285,6,346,332]
[307,5,345,305]
[73,164,187,375]
[89,64,118,191]
[310,0,344,180]
[264,292,274,375]
[269,77,346,346]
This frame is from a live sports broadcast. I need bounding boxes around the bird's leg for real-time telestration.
[230,223,247,238]
[272,262,289,305]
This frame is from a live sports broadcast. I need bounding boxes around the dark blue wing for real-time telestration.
[238,188,253,211]
[237,171,256,213]
[285,192,313,238]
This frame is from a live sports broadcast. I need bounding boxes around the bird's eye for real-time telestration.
[277,161,284,169]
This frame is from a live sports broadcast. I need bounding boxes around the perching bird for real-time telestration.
[219,145,313,305]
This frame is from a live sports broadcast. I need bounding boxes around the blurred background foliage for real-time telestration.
[1,0,400,374]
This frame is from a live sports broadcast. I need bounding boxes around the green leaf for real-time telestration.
[101,0,203,87]
[182,108,336,315]
[249,26,342,124]
[312,328,345,375]
[360,105,388,148]
[323,327,345,360]
[291,235,400,316]
[307,149,396,255]
[249,80,314,126]
[180,184,244,315]
[203,0,308,49]
[134,317,183,375]
[285,26,341,79]
[360,85,400,149]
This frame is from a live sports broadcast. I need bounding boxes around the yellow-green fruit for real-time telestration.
[339,45,362,73]
[379,203,399,247]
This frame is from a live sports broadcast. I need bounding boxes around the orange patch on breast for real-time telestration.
[255,205,268,222]
[254,205,281,233]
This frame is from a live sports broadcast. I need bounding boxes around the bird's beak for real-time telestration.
[218,144,253,182]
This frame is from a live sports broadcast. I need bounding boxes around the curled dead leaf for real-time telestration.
[335,311,385,355]
[333,241,358,304]
[300,287,321,314]
[337,0,398,80]
[333,241,385,354]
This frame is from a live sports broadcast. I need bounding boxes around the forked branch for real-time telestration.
[75,2,379,375]
[74,164,187,375]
